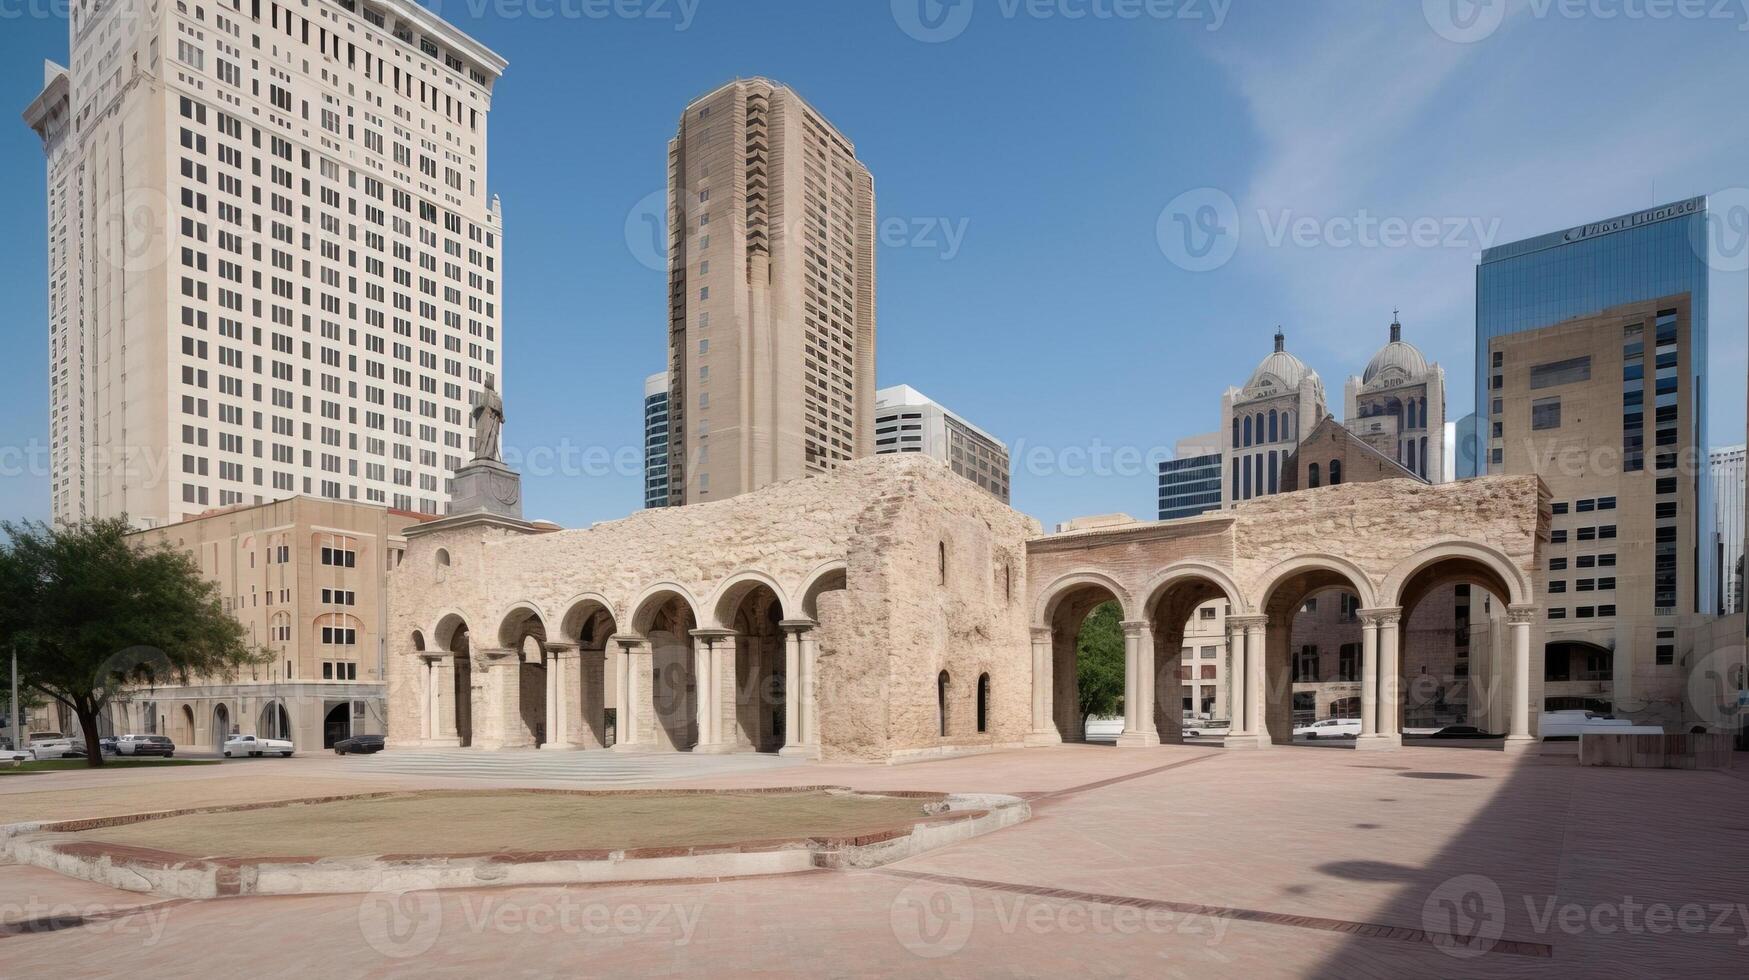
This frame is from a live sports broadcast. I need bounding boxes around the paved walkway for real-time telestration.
[348,747,809,784]
[2,745,1743,977]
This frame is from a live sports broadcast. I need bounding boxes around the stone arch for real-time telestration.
[1254,554,1379,613]
[708,570,791,629]
[1033,569,1137,627]
[1141,561,1249,620]
[558,592,618,646]
[798,560,849,621]
[629,582,704,637]
[557,593,618,749]
[1141,561,1249,741]
[432,612,473,747]
[496,602,551,650]
[1379,540,1531,610]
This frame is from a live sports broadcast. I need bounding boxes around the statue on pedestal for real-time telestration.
[472,379,504,463]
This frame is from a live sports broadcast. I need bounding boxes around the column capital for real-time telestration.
[544,641,581,660]
[1358,606,1402,627]
[1031,626,1053,643]
[778,619,818,634]
[1119,620,1152,637]
[689,627,738,642]
[475,646,518,663]
[609,634,648,652]
[1226,614,1269,630]
[1506,604,1540,626]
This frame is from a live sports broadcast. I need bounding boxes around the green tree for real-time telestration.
[0,518,264,766]
[1076,601,1126,731]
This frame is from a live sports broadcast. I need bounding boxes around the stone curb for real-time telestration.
[1,788,1029,900]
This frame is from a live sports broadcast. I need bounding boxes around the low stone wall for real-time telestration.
[2,787,1030,899]
[1579,733,1736,770]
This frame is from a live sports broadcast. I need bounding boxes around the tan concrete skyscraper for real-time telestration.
[26,1,507,528]
[664,78,876,505]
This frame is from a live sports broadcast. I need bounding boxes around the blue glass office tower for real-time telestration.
[1158,453,1223,521]
[1476,197,1714,614]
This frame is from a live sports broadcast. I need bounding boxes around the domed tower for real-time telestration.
[1344,314,1446,482]
[1221,330,1328,507]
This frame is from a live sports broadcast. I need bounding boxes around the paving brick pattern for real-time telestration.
[1,744,1743,976]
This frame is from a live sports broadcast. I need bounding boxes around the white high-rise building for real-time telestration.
[26,0,507,528]
[873,384,1008,502]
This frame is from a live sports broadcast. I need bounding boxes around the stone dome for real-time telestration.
[1244,331,1321,397]
[1361,318,1429,387]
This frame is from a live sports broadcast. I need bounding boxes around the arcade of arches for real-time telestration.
[387,456,1548,761]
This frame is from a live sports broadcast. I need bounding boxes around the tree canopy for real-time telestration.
[0,518,264,765]
[1076,601,1126,728]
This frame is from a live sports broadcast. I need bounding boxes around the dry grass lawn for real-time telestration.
[69,790,932,858]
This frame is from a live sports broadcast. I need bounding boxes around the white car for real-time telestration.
[1183,719,1231,738]
[28,735,84,760]
[1538,710,1659,740]
[223,733,294,758]
[1293,718,1362,739]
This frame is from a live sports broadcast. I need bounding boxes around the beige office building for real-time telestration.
[40,497,428,751]
[663,78,876,505]
[25,0,507,529]
[1489,296,1705,720]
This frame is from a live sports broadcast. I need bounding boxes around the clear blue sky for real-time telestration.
[1,1,1744,529]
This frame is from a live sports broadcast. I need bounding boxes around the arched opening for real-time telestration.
[499,607,550,747]
[1543,640,1613,716]
[1393,553,1519,738]
[174,704,195,747]
[631,589,701,751]
[560,598,618,748]
[323,702,351,748]
[1308,463,1321,488]
[976,673,990,733]
[1042,578,1127,742]
[1144,570,1243,741]
[937,670,951,737]
[436,614,473,747]
[1329,459,1343,486]
[259,701,292,741]
[718,579,786,752]
[1262,566,1372,746]
[434,548,451,582]
[212,702,232,753]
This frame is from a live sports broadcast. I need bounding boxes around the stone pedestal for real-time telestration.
[448,458,523,520]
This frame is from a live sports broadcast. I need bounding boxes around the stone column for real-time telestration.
[540,643,580,751]
[779,620,820,758]
[1226,622,1244,734]
[610,636,644,752]
[1355,610,1401,751]
[433,655,461,744]
[691,629,737,754]
[1225,616,1272,749]
[1026,627,1061,746]
[423,655,441,741]
[1118,621,1160,746]
[800,629,820,756]
[472,648,533,751]
[1504,605,1538,751]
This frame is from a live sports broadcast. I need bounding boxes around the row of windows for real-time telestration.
[1546,605,1617,620]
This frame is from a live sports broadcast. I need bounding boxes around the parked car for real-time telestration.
[28,736,85,760]
[115,734,176,757]
[97,736,120,755]
[1183,719,1231,738]
[1538,710,1642,740]
[223,733,294,758]
[1428,725,1501,739]
[1293,718,1362,739]
[332,734,385,755]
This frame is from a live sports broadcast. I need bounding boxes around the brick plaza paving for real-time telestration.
[2,744,1745,977]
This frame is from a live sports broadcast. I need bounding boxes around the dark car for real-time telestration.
[333,734,385,755]
[1429,725,1499,739]
[115,734,177,757]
